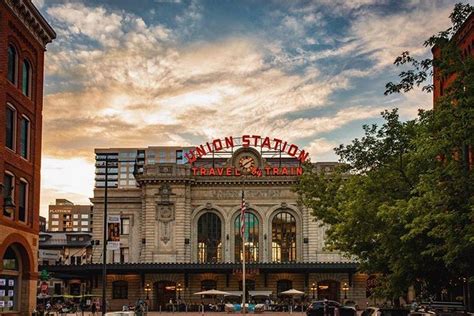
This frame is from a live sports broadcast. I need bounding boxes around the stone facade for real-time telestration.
[85,146,369,311]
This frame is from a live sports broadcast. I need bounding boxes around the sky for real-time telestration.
[31,0,468,217]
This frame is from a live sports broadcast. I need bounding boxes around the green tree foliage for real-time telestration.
[39,269,50,281]
[297,4,473,301]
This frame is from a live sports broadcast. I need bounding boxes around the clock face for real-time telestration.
[239,155,256,173]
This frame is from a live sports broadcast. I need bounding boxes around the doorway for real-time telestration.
[154,281,176,311]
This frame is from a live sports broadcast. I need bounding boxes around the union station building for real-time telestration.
[42,136,370,311]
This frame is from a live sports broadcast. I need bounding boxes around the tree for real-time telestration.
[40,269,51,282]
[297,4,473,302]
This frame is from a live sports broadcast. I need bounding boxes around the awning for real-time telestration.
[249,291,272,297]
[224,291,243,296]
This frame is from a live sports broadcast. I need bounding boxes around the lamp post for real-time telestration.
[310,283,317,300]
[145,283,151,300]
[342,283,349,300]
[176,283,183,300]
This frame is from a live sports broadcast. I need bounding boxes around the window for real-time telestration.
[3,173,14,218]
[51,220,59,226]
[73,214,79,219]
[22,59,32,97]
[234,212,259,262]
[81,214,89,219]
[73,221,79,226]
[81,221,88,226]
[1,247,19,311]
[19,117,29,159]
[197,212,222,263]
[7,45,17,84]
[18,180,28,222]
[81,227,88,232]
[51,227,59,231]
[272,212,297,262]
[112,281,128,299]
[119,180,127,185]
[51,214,59,219]
[176,150,183,162]
[6,105,16,150]
[121,218,130,235]
[120,248,129,263]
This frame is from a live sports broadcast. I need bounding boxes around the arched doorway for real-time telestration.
[154,281,176,311]
[0,240,33,314]
[317,280,340,301]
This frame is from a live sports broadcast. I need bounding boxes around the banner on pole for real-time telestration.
[107,215,120,250]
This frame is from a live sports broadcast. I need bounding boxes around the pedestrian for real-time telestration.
[91,302,97,316]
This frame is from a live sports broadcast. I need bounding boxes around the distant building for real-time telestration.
[38,231,93,296]
[0,0,55,314]
[48,199,93,232]
[39,216,46,232]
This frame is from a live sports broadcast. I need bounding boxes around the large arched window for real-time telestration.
[197,212,222,262]
[271,212,297,262]
[234,212,259,262]
[7,45,17,84]
[22,59,32,97]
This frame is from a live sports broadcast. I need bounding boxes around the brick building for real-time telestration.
[48,199,93,232]
[0,0,55,314]
[39,216,46,232]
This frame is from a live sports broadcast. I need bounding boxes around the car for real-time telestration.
[361,307,410,316]
[306,300,357,316]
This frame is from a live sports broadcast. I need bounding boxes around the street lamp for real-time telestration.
[176,283,183,300]
[310,283,317,299]
[0,183,16,216]
[144,283,151,300]
[342,283,349,300]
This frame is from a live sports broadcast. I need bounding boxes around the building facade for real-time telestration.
[48,199,93,232]
[43,137,369,311]
[0,0,55,314]
[39,216,46,232]
[38,232,93,297]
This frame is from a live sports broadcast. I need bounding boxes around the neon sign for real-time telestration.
[185,135,309,164]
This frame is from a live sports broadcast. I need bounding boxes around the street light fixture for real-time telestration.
[310,283,317,299]
[0,183,16,216]
[342,283,349,300]
[176,283,183,300]
[144,283,151,300]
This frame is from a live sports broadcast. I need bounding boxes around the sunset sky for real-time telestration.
[33,0,463,217]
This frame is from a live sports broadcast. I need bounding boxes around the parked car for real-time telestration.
[361,307,410,316]
[306,300,356,316]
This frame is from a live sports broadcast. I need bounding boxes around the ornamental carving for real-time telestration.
[156,204,175,223]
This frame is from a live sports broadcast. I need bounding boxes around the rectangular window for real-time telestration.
[6,106,15,150]
[81,214,89,219]
[119,180,127,186]
[120,248,129,263]
[19,117,29,159]
[73,221,79,226]
[18,181,27,222]
[51,220,59,226]
[3,173,14,218]
[81,227,88,232]
[81,221,88,226]
[121,218,130,235]
[51,214,59,219]
[51,227,59,232]
[73,214,79,219]
[176,150,183,161]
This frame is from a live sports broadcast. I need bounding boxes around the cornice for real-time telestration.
[5,0,56,48]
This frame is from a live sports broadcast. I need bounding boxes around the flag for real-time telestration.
[240,190,246,238]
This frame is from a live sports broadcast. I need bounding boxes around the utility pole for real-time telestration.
[102,155,109,315]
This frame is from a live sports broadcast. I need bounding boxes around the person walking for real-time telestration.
[91,302,97,316]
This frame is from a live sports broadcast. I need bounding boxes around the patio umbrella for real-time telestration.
[279,289,304,314]
[193,289,232,296]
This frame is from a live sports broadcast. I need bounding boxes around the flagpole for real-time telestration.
[241,189,246,315]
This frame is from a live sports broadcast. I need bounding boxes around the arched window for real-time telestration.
[22,59,32,97]
[271,212,296,262]
[197,212,222,262]
[201,279,217,291]
[277,279,292,294]
[234,212,259,262]
[7,45,17,84]
[112,280,128,299]
[1,246,20,311]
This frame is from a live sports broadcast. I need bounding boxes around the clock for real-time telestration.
[239,155,256,173]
